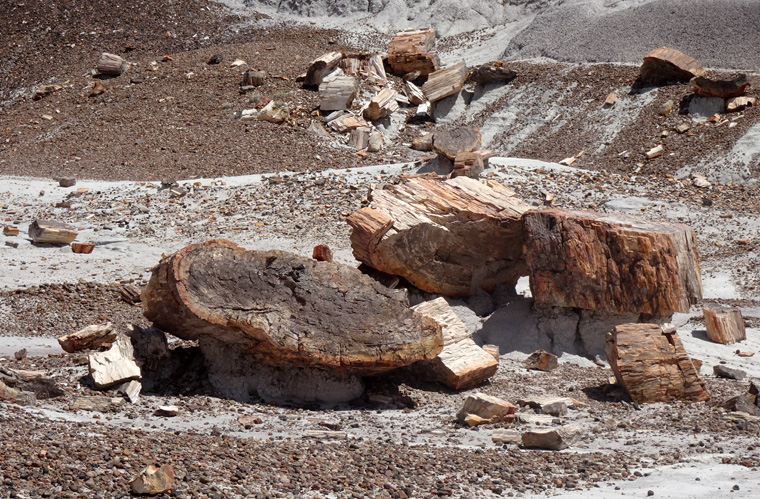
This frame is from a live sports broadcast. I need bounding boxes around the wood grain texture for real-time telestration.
[422,61,467,102]
[703,303,746,344]
[387,29,439,75]
[142,239,442,374]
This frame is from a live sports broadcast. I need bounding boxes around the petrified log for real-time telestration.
[28,220,78,245]
[319,76,358,111]
[58,323,117,353]
[366,54,387,86]
[305,51,342,87]
[639,47,704,85]
[456,392,516,424]
[468,61,517,85]
[404,80,426,105]
[97,52,127,76]
[412,298,498,390]
[387,28,440,75]
[422,61,467,103]
[523,209,703,316]
[691,75,749,99]
[703,303,746,344]
[347,177,530,297]
[605,323,709,404]
[364,88,399,121]
[141,239,442,374]
[433,126,482,160]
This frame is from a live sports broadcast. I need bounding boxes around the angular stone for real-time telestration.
[411,133,434,151]
[468,62,516,85]
[347,177,530,297]
[523,349,558,371]
[367,131,383,153]
[422,62,467,103]
[456,392,517,424]
[142,239,442,375]
[639,47,704,85]
[452,152,485,179]
[482,344,500,361]
[521,425,583,450]
[412,298,498,390]
[71,396,124,412]
[713,365,746,380]
[312,244,333,262]
[605,323,710,404]
[722,395,760,416]
[130,464,174,495]
[118,380,142,404]
[523,209,703,316]
[703,303,746,345]
[726,96,756,112]
[155,405,179,417]
[492,429,521,444]
[433,127,482,160]
[58,323,117,353]
[88,334,141,389]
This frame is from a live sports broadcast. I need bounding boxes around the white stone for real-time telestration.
[88,334,141,389]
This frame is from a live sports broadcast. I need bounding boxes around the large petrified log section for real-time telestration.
[142,239,442,375]
[387,28,440,76]
[347,177,530,297]
[605,323,709,404]
[523,209,702,316]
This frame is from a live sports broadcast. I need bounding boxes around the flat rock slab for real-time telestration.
[347,177,530,297]
[605,323,709,404]
[142,239,442,374]
[456,392,516,423]
[521,424,583,450]
[523,208,702,316]
[639,47,704,85]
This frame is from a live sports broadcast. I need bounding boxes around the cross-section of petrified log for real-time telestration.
[347,177,531,297]
[142,240,442,374]
[523,209,702,316]
[605,323,709,404]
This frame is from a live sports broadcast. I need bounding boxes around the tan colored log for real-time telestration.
[58,323,117,353]
[404,80,426,105]
[412,298,498,390]
[523,209,703,316]
[364,88,399,121]
[319,77,358,111]
[639,47,704,85]
[305,51,342,87]
[691,75,749,99]
[97,52,126,76]
[422,61,467,103]
[28,220,78,245]
[387,28,440,75]
[142,239,443,374]
[703,303,746,344]
[605,323,709,404]
[346,177,530,297]
[366,54,387,86]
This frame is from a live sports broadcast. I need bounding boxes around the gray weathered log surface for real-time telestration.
[142,239,442,374]
[305,51,342,87]
[422,62,467,103]
[605,323,709,404]
[347,177,530,297]
[387,29,439,75]
[319,77,358,111]
[97,52,126,75]
[523,208,702,316]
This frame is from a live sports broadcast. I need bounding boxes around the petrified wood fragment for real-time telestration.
[605,323,709,404]
[422,61,467,102]
[387,28,440,75]
[523,209,702,316]
[433,126,482,160]
[142,240,442,374]
[703,303,746,345]
[639,47,704,85]
[691,75,750,99]
[347,177,531,297]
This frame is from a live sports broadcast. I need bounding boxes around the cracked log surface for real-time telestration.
[523,208,702,316]
[141,239,442,374]
[347,176,530,297]
[605,323,710,404]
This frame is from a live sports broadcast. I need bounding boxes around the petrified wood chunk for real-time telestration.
[452,152,484,179]
[605,323,709,404]
[691,75,750,99]
[347,177,531,297]
[703,303,746,345]
[142,239,442,374]
[364,88,399,121]
[28,220,78,245]
[387,28,440,76]
[422,61,467,103]
[523,209,702,316]
[305,51,342,87]
[468,61,517,85]
[412,298,498,390]
[97,52,127,76]
[58,323,117,353]
[639,47,704,85]
[319,76,358,111]
[433,126,482,160]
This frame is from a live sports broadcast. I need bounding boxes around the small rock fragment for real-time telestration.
[13,349,27,361]
[456,392,516,424]
[312,244,333,262]
[523,349,558,371]
[130,464,175,495]
[521,424,584,450]
[646,145,664,159]
[703,303,746,344]
[58,177,76,187]
[155,405,179,417]
[658,100,674,116]
[604,92,617,106]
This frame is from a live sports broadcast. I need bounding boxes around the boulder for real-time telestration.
[605,323,709,404]
[639,47,704,85]
[521,425,583,450]
[456,392,516,424]
[411,298,498,390]
[347,177,530,297]
[523,209,703,316]
[703,303,746,344]
[523,349,558,371]
[142,240,442,376]
[88,334,141,389]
